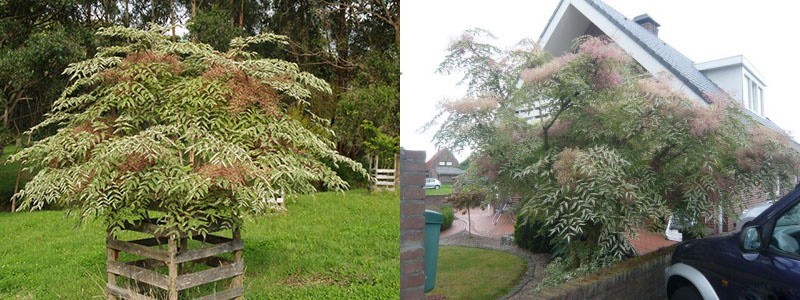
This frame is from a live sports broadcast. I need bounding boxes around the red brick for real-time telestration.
[402,272,425,288]
[400,187,425,200]
[400,247,423,260]
[401,202,424,216]
[400,286,424,300]
[400,149,426,160]
[400,173,425,186]
[401,215,425,229]
[401,258,424,274]
[401,230,423,244]
[400,161,428,172]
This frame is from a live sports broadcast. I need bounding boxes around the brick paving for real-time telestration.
[442,205,675,255]
[628,228,678,255]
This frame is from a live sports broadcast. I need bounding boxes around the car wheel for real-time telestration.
[671,284,702,300]
[435,185,440,190]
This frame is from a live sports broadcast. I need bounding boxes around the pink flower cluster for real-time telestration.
[553,148,581,187]
[637,77,678,99]
[578,37,631,64]
[688,102,725,137]
[520,53,577,83]
[442,96,499,114]
[594,63,622,89]
[579,37,631,89]
[548,119,573,138]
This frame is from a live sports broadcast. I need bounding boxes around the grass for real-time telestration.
[0,189,399,299]
[425,184,453,196]
[426,246,527,300]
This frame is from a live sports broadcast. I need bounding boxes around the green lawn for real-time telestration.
[426,246,527,300]
[425,184,453,196]
[0,190,399,299]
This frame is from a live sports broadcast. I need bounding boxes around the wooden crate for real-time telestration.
[106,218,244,300]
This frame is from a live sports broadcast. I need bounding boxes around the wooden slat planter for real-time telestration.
[106,219,244,300]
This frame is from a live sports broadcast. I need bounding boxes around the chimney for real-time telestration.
[633,14,660,36]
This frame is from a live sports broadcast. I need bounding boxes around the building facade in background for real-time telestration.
[425,149,464,184]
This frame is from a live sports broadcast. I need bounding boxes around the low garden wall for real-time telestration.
[425,195,449,208]
[530,245,676,300]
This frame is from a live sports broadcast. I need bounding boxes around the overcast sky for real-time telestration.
[400,0,800,161]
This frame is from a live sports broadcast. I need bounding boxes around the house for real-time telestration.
[425,149,464,184]
[532,0,798,232]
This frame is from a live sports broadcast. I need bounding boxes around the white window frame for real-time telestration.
[743,75,765,116]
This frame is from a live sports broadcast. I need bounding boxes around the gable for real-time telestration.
[539,0,789,136]
[426,149,460,169]
[540,0,714,104]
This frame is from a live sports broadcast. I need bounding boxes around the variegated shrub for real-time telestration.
[11,26,366,236]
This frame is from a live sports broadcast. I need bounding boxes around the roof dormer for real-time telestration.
[695,56,767,116]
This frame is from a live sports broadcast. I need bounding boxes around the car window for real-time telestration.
[770,202,800,255]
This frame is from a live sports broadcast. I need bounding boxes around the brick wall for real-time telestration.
[400,149,426,299]
[530,245,676,300]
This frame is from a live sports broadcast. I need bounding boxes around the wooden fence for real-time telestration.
[106,218,244,300]
[370,154,398,191]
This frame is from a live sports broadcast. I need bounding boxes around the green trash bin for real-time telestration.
[424,210,443,292]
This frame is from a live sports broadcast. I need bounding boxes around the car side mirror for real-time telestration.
[739,226,762,253]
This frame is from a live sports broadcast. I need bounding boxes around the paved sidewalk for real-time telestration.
[440,205,515,238]
[441,205,675,255]
[628,228,678,254]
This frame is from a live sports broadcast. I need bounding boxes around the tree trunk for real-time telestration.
[85,2,92,25]
[229,0,235,27]
[11,165,22,212]
[334,2,350,89]
[238,0,244,28]
[467,208,472,236]
[124,0,130,27]
[170,0,176,41]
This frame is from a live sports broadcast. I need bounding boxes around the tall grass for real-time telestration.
[0,190,399,299]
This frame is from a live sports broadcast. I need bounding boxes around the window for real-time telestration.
[438,161,445,166]
[743,75,764,116]
[770,202,800,255]
[446,162,453,166]
[743,76,751,107]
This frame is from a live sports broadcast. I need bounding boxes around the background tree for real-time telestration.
[431,30,800,277]
[11,26,366,236]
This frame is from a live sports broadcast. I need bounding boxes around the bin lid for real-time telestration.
[424,210,444,224]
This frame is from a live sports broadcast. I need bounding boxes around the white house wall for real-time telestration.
[541,0,707,105]
[700,66,743,103]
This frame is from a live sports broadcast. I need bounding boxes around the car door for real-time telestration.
[732,200,800,299]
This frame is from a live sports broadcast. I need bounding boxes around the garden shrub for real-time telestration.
[513,214,553,253]
[10,26,367,236]
[440,205,454,231]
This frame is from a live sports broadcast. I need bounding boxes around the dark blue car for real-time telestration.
[665,187,800,300]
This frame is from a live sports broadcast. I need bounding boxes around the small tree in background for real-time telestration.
[445,188,485,237]
[431,30,800,278]
[11,25,366,237]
